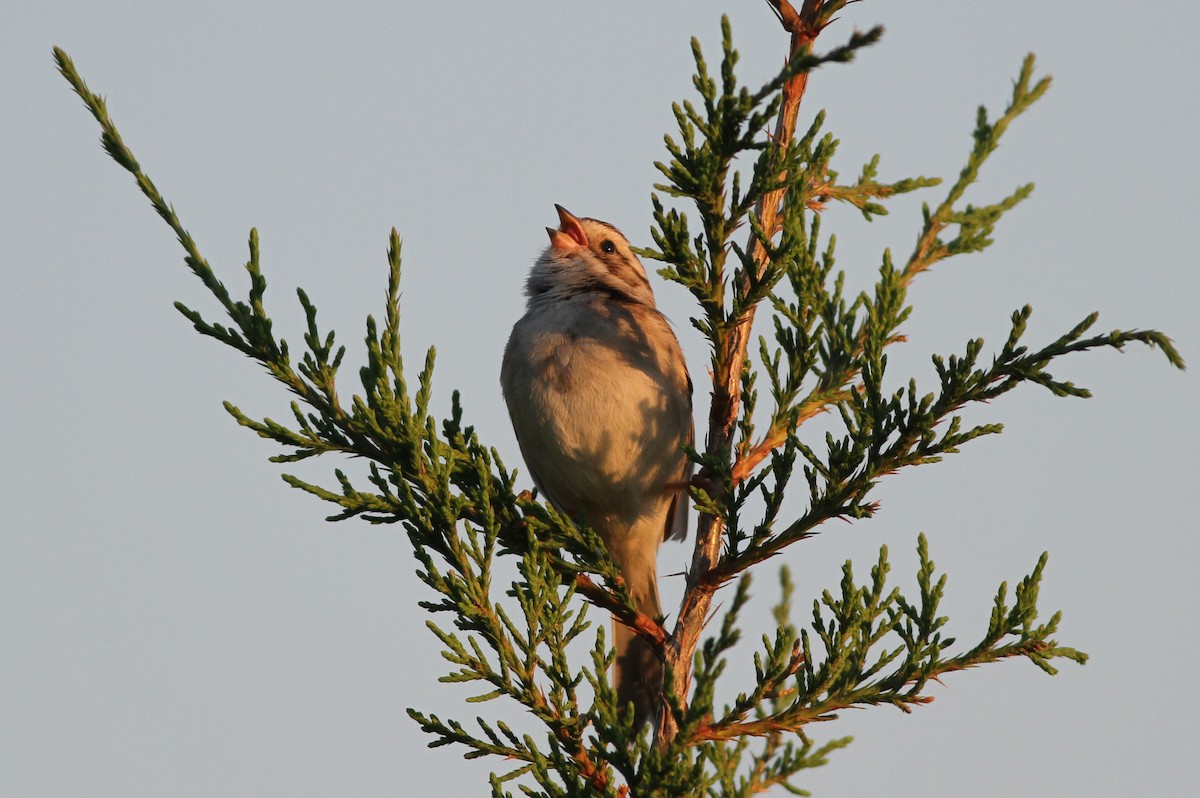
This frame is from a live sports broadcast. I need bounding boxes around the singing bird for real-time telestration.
[501,206,693,725]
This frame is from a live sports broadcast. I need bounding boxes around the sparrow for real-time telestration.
[501,205,693,726]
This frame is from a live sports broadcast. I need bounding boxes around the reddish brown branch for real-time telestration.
[573,573,668,649]
[658,0,830,749]
[567,737,611,792]
[729,389,849,483]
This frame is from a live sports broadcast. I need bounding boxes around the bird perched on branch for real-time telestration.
[501,205,693,726]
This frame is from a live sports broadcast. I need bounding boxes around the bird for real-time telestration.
[501,205,694,726]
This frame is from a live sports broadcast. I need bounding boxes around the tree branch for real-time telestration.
[660,0,836,748]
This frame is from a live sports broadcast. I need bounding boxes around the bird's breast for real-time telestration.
[501,302,689,522]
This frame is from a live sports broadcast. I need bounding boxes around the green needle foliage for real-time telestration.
[55,2,1183,795]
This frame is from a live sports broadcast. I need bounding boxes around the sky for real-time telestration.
[3,1,1198,796]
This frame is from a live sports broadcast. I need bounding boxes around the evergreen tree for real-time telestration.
[54,1,1183,794]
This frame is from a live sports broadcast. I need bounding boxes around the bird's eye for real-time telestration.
[600,239,617,254]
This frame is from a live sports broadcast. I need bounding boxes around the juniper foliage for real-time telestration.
[54,2,1183,795]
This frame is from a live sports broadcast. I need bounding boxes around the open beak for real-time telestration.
[546,204,589,252]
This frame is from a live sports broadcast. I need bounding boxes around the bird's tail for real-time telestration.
[612,580,662,727]
[605,520,665,728]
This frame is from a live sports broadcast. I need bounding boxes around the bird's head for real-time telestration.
[524,205,656,307]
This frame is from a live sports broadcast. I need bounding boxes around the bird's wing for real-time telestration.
[664,371,694,542]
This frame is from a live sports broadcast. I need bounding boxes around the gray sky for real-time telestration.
[4,1,1198,795]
